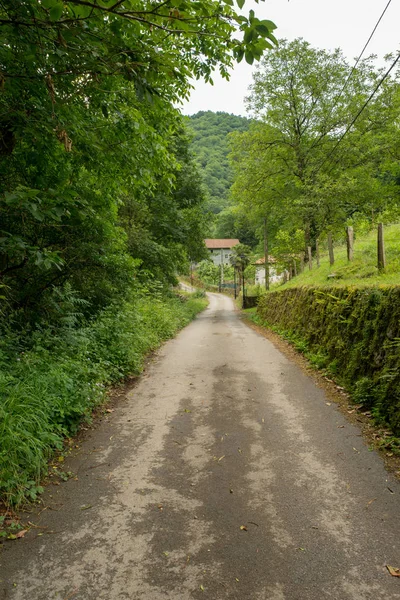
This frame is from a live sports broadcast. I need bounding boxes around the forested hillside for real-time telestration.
[188,111,250,214]
[0,0,278,504]
[187,111,259,245]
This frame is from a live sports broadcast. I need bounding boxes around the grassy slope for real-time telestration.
[280,224,400,289]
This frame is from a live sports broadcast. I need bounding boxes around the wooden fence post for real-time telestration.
[328,233,334,266]
[378,223,386,271]
[293,258,297,277]
[346,226,354,261]
[316,239,320,267]
[307,246,313,270]
[300,254,305,273]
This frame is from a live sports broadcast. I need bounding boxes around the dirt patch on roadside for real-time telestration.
[242,314,400,482]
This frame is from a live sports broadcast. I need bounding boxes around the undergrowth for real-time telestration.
[0,290,207,506]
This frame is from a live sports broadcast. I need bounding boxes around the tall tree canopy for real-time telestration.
[230,39,400,258]
[0,1,278,321]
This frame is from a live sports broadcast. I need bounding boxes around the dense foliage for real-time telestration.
[230,39,400,262]
[188,111,260,245]
[256,286,400,435]
[0,0,278,503]
[0,291,207,505]
[188,111,250,213]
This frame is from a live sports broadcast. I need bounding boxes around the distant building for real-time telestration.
[204,239,240,266]
[253,257,283,286]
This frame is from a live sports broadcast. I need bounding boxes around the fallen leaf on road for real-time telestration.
[105,408,114,413]
[163,551,169,556]
[326,402,331,406]
[387,565,400,577]
[240,525,248,531]
[235,578,240,582]
[80,504,92,511]
[15,530,27,539]
[238,448,242,454]
[337,425,345,428]
[200,585,204,591]
[218,455,225,462]
[366,498,376,508]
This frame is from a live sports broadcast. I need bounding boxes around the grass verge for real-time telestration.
[0,291,207,506]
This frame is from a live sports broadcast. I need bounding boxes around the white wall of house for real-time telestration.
[208,248,234,266]
[255,266,283,286]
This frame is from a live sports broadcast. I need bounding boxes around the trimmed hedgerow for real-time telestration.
[257,286,400,434]
[0,293,207,506]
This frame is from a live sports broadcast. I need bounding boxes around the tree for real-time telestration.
[0,1,278,321]
[0,1,277,101]
[230,39,400,256]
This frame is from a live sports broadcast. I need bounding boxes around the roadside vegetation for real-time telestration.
[0,1,278,506]
[280,224,400,288]
[0,290,207,506]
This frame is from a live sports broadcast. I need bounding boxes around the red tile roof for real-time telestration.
[204,238,240,249]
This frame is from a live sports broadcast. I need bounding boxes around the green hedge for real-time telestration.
[0,293,207,505]
[257,286,400,434]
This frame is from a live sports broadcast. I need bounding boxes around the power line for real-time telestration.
[308,0,393,157]
[337,0,392,102]
[316,50,400,174]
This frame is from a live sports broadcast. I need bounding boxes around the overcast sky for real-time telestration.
[180,0,400,117]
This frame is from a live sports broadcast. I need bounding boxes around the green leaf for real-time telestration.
[49,3,63,20]
[235,48,245,63]
[243,28,254,44]
[261,19,277,31]
[245,50,254,65]
[255,24,271,37]
[237,0,245,8]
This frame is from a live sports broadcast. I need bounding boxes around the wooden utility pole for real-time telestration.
[346,226,354,261]
[264,216,269,291]
[328,233,334,266]
[377,223,386,271]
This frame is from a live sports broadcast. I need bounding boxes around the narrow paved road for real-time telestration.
[1,293,400,600]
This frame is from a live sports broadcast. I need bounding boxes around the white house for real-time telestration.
[254,257,283,286]
[204,239,240,266]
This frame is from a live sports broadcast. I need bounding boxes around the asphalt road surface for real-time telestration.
[1,293,400,600]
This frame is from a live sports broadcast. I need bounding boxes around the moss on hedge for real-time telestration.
[257,286,400,433]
